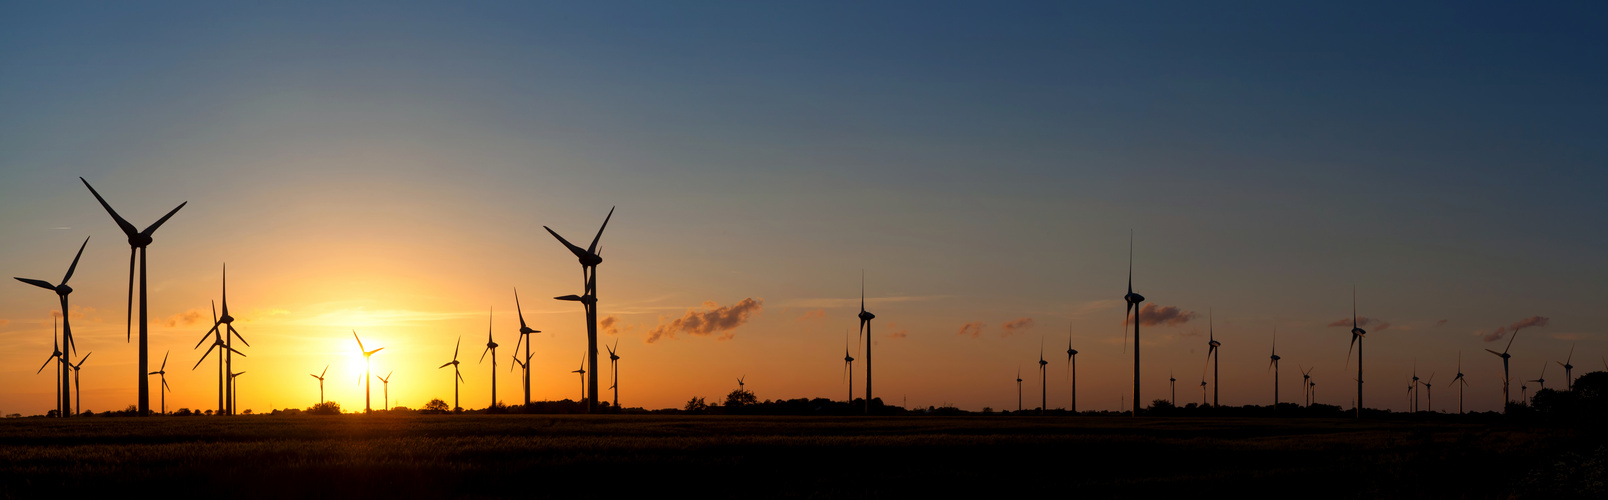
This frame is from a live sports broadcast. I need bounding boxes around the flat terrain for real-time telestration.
[0,415,1596,498]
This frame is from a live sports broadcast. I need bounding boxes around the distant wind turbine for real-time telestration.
[1122,233,1145,417]
[194,301,247,414]
[1038,342,1048,415]
[843,331,855,403]
[1410,364,1420,412]
[857,272,876,414]
[606,341,620,409]
[512,288,540,407]
[1558,345,1576,391]
[571,354,587,402]
[69,352,90,416]
[1066,330,1078,413]
[1450,352,1468,414]
[1205,310,1220,408]
[1527,363,1548,393]
[544,207,614,412]
[354,331,384,413]
[1016,367,1023,412]
[1169,370,1176,407]
[1420,373,1435,413]
[378,371,392,411]
[439,337,464,411]
[229,371,245,414]
[310,365,328,405]
[148,351,171,415]
[1269,325,1281,409]
[477,309,497,409]
[199,266,249,415]
[37,319,64,417]
[1344,288,1367,418]
[82,177,186,416]
[1300,365,1313,407]
[15,236,88,418]
[1485,323,1522,410]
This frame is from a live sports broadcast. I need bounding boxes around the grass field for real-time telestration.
[0,415,1598,498]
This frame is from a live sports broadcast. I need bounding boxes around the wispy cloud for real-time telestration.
[885,322,908,339]
[163,309,206,328]
[795,309,826,323]
[601,315,620,336]
[1327,316,1388,331]
[1000,317,1034,337]
[779,295,950,309]
[646,298,763,343]
[1482,316,1549,343]
[957,321,985,338]
[1125,304,1196,327]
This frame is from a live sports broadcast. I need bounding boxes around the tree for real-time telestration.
[308,401,342,415]
[723,389,757,408]
[422,398,449,414]
[684,396,708,413]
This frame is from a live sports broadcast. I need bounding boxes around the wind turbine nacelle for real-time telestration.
[858,311,875,321]
[129,234,153,247]
[1209,341,1221,348]
[521,327,539,335]
[581,254,602,267]
[1351,328,1366,336]
[220,314,235,324]
[1125,293,1144,304]
[54,284,73,296]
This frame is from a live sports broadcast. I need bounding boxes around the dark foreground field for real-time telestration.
[0,415,1600,498]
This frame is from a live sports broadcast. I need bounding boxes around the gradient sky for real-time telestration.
[3,2,1606,415]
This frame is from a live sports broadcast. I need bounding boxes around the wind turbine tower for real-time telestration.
[1122,233,1145,417]
[543,207,614,412]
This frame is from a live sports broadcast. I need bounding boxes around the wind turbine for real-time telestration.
[1420,373,1435,413]
[477,309,497,409]
[1205,310,1220,408]
[193,304,246,414]
[1485,323,1522,409]
[843,331,855,403]
[1038,343,1048,415]
[310,365,328,405]
[37,319,64,417]
[69,352,91,416]
[1528,363,1548,393]
[1269,325,1280,409]
[1169,370,1176,407]
[15,236,88,417]
[606,340,620,409]
[857,272,876,414]
[1300,365,1313,407]
[1344,288,1367,418]
[378,371,392,411]
[229,371,244,414]
[1200,378,1208,407]
[512,288,540,407]
[439,337,464,411]
[1410,364,1420,413]
[571,354,587,402]
[1066,331,1078,413]
[192,301,226,414]
[354,331,384,413]
[148,351,171,415]
[1450,352,1468,414]
[197,266,249,415]
[1122,233,1146,416]
[1558,345,1576,390]
[82,177,187,416]
[544,207,614,412]
[1016,367,1023,412]
[737,374,746,394]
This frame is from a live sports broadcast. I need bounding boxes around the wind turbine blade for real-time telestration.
[439,361,453,369]
[454,336,461,360]
[38,354,56,374]
[139,201,188,236]
[586,206,615,255]
[229,324,249,347]
[226,346,247,357]
[512,331,524,356]
[514,287,528,328]
[14,277,56,291]
[353,331,365,352]
[480,345,490,363]
[193,344,218,370]
[80,178,139,236]
[457,370,465,383]
[322,365,328,378]
[61,237,90,285]
[163,378,171,392]
[125,248,134,341]
[1485,349,1502,357]
[543,227,589,260]
[160,351,169,371]
[1504,326,1521,353]
[196,321,221,350]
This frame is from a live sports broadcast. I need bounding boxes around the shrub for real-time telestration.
[308,401,342,415]
[422,398,449,414]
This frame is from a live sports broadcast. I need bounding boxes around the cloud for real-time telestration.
[1433,319,1448,327]
[885,322,908,339]
[1482,316,1550,343]
[163,309,206,328]
[645,298,763,343]
[795,309,826,323]
[601,315,620,336]
[957,321,984,338]
[1327,316,1386,328]
[1000,317,1034,337]
[1125,304,1196,327]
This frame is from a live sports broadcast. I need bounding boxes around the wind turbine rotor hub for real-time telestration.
[220,314,234,324]
[858,311,875,321]
[1351,327,1365,336]
[1125,293,1144,304]
[54,285,72,296]
[130,234,153,247]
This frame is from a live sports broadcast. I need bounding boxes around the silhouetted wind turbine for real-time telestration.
[310,365,328,405]
[1205,310,1220,407]
[1344,288,1367,418]
[69,352,90,416]
[193,304,246,413]
[1066,330,1078,413]
[192,301,225,413]
[571,354,587,402]
[37,319,64,417]
[512,288,540,407]
[843,331,855,403]
[1269,325,1280,409]
[1122,233,1145,416]
[606,340,620,409]
[378,371,392,411]
[1169,370,1176,407]
[1200,378,1208,407]
[737,374,746,394]
[1410,364,1420,412]
[1038,343,1048,415]
[198,266,249,415]
[1528,363,1547,393]
[229,371,244,414]
[1016,367,1023,412]
[477,309,497,409]
[857,272,876,414]
[1420,373,1434,413]
[82,177,186,416]
[1300,365,1313,407]
[1485,323,1521,409]
[148,351,171,415]
[1559,345,1576,390]
[354,331,384,413]
[439,337,463,411]
[1450,352,1468,414]
[544,207,613,412]
[15,236,88,417]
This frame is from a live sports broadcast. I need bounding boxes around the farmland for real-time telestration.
[0,415,1598,498]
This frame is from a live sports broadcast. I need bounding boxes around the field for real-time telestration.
[0,414,1599,498]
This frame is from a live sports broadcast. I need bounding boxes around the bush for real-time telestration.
[422,398,449,414]
[724,389,757,408]
[684,396,708,414]
[308,401,342,415]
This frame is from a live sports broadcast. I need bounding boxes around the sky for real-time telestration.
[2,1,1606,415]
